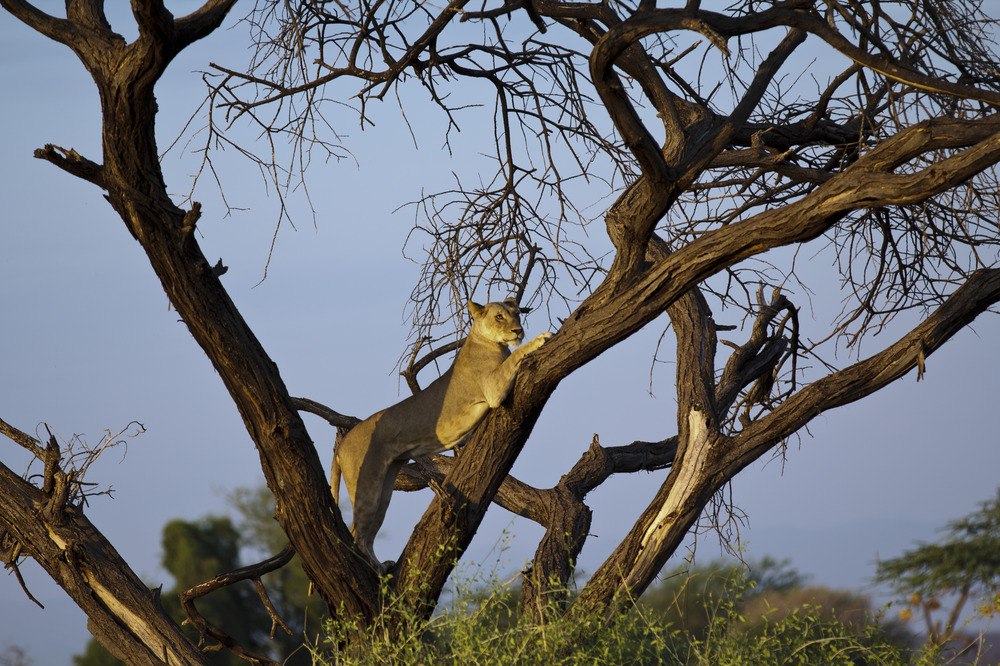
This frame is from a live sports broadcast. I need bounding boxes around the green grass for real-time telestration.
[306,569,945,666]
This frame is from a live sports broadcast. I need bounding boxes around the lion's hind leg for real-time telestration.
[351,454,404,568]
[371,460,404,571]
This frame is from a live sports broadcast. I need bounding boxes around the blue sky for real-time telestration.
[2,3,999,663]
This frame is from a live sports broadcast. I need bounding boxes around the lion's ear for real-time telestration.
[467,301,484,318]
[504,297,528,314]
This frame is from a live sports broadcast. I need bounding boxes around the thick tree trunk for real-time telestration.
[0,2,380,659]
[388,111,1000,611]
[91,21,381,624]
[6,1,1000,656]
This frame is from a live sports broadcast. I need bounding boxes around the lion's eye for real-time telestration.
[495,314,504,321]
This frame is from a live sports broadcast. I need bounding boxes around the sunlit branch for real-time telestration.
[732,267,1000,470]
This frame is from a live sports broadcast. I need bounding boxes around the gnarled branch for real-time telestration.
[179,545,297,665]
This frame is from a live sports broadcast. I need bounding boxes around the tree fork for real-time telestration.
[573,268,1000,614]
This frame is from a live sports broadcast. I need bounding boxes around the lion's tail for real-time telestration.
[330,430,343,504]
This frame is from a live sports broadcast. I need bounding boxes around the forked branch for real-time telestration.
[0,420,208,663]
[179,545,297,665]
[731,267,1000,471]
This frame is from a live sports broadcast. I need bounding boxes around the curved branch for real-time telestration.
[396,454,550,524]
[607,115,1000,342]
[717,288,795,416]
[401,339,464,394]
[0,1,75,44]
[789,11,1000,107]
[598,5,1000,107]
[396,428,679,618]
[729,267,1000,472]
[0,417,45,459]
[179,545,297,666]
[131,0,175,42]
[571,272,1000,615]
[586,4,797,183]
[396,433,679,527]
[588,13,672,183]
[291,397,360,431]
[129,0,238,73]
[173,0,238,53]
[593,20,805,274]
[571,270,1000,609]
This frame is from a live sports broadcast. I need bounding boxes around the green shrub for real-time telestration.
[692,603,910,666]
[306,564,933,666]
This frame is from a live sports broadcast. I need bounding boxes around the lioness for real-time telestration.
[332,298,552,566]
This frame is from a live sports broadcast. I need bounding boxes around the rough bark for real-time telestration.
[390,109,1000,614]
[392,434,679,618]
[0,423,207,665]
[200,0,1000,623]
[0,1,378,659]
[574,268,1000,612]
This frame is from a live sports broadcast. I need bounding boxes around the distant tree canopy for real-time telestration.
[875,488,1000,647]
[2,0,1000,663]
[640,557,903,643]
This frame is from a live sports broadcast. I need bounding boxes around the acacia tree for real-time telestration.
[876,489,1000,649]
[1,0,1000,663]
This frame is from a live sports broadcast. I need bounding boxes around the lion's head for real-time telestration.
[467,298,525,347]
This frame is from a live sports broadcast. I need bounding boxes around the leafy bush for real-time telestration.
[308,564,922,666]
[691,604,911,666]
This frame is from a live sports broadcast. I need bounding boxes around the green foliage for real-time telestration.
[693,604,911,666]
[637,559,744,640]
[875,491,1000,599]
[308,561,917,666]
[74,490,1000,666]
[738,585,886,636]
[637,557,869,642]
[874,488,1000,645]
[312,572,680,665]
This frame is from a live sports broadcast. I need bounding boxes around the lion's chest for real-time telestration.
[431,369,488,446]
[431,344,506,447]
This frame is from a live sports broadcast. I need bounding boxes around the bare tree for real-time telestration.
[2,0,1000,662]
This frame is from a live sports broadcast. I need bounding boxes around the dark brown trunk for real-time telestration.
[0,434,207,665]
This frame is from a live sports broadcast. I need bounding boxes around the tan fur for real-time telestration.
[331,298,552,566]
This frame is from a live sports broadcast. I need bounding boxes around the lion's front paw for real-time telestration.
[526,331,553,352]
